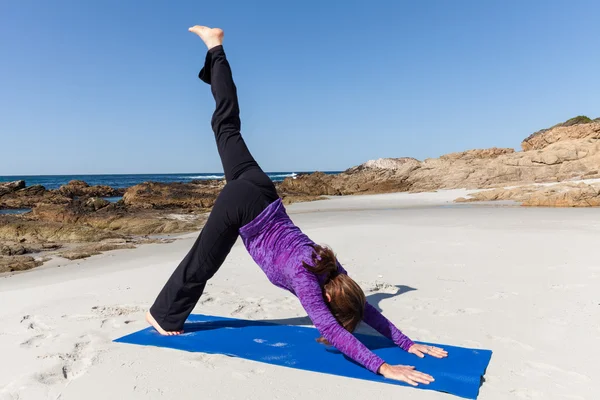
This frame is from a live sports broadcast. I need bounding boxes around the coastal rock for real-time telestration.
[0,184,71,209]
[189,179,226,187]
[455,182,600,207]
[1,242,27,256]
[289,118,600,197]
[438,148,515,161]
[0,241,62,256]
[344,158,421,173]
[0,255,42,273]
[521,118,600,151]
[59,239,137,260]
[0,180,26,196]
[278,172,341,196]
[57,180,123,198]
[0,214,123,243]
[123,182,222,209]
[84,197,111,211]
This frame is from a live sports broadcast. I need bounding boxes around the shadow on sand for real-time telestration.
[183,284,417,332]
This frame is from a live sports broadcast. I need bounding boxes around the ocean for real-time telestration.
[0,172,341,190]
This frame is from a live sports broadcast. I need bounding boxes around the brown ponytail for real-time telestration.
[303,245,366,345]
[301,245,339,282]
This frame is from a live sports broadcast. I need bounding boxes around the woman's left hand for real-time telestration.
[408,344,448,359]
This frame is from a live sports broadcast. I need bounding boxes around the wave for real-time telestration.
[182,175,225,180]
[180,172,297,181]
[268,173,297,179]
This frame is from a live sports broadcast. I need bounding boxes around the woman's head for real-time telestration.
[302,245,366,343]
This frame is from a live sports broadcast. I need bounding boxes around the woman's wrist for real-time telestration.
[377,362,390,375]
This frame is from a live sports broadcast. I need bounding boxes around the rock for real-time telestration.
[123,182,222,209]
[41,242,62,250]
[84,197,111,211]
[521,119,600,151]
[1,243,26,256]
[344,158,421,173]
[57,180,122,198]
[0,214,124,243]
[439,148,515,161]
[523,184,600,207]
[293,124,600,195]
[278,172,341,196]
[27,200,205,236]
[0,180,26,196]
[456,182,600,207]
[59,239,137,260]
[189,179,226,187]
[0,255,42,273]
[0,184,71,208]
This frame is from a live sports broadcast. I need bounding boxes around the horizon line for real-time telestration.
[0,170,345,178]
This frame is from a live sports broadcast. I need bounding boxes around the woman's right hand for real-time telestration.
[378,363,434,386]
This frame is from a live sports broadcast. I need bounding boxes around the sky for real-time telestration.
[1,0,599,175]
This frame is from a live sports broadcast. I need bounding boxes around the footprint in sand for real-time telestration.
[20,333,49,348]
[363,281,400,294]
[230,298,268,317]
[20,315,53,348]
[35,334,100,385]
[91,305,144,318]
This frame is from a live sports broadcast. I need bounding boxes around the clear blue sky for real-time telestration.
[1,0,599,175]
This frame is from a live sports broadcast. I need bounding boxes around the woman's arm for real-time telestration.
[293,270,436,385]
[335,261,414,350]
[336,261,448,360]
[293,269,386,374]
[363,302,414,350]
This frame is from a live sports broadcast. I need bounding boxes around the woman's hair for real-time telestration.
[302,245,366,345]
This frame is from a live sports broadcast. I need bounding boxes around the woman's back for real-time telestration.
[239,198,318,291]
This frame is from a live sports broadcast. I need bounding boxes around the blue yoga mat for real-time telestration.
[115,314,491,399]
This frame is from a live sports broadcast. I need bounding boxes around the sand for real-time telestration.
[1,189,599,400]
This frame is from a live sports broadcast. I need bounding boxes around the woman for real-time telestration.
[147,25,448,386]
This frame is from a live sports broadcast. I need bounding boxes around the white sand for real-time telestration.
[1,190,599,400]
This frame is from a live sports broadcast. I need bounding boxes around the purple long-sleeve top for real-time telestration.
[239,198,414,374]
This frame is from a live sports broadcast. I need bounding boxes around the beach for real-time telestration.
[1,189,599,400]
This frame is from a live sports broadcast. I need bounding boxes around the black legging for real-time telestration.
[149,46,279,331]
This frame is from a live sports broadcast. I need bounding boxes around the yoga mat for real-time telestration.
[115,314,492,399]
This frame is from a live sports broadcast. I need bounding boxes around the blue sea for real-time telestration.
[0,172,341,190]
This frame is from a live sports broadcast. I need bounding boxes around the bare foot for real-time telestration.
[188,25,224,50]
[146,311,183,336]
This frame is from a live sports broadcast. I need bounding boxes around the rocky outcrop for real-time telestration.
[0,241,61,256]
[521,119,600,151]
[59,238,136,260]
[57,180,124,198]
[282,118,600,196]
[29,201,205,236]
[439,148,515,161]
[456,182,600,207]
[345,158,421,173]
[0,184,71,209]
[0,215,124,244]
[0,255,43,273]
[123,181,224,209]
[0,181,26,196]
[277,172,340,196]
